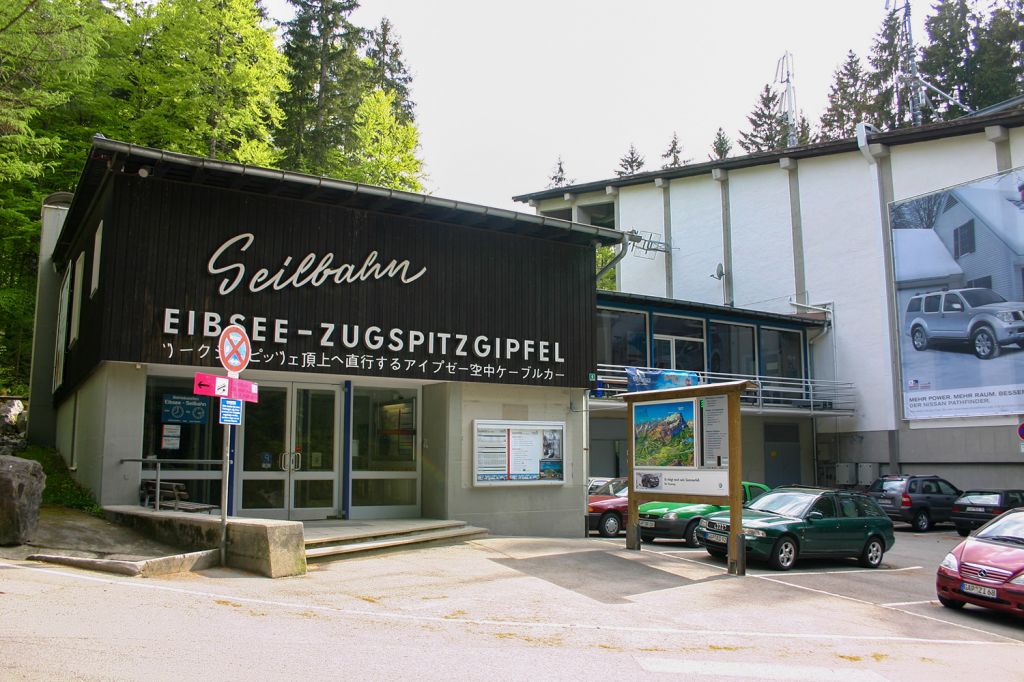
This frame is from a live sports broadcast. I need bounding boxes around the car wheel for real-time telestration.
[971,325,1000,359]
[911,326,928,351]
[598,512,621,537]
[641,533,655,544]
[937,594,965,610]
[685,520,702,547]
[768,536,798,571]
[912,509,932,532]
[858,537,885,568]
[956,527,970,537]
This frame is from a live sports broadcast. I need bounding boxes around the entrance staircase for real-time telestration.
[303,519,488,561]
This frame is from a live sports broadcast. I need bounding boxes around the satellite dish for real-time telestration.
[710,263,725,280]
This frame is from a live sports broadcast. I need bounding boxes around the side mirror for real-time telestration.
[807,511,824,521]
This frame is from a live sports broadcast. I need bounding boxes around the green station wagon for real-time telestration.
[637,482,771,546]
[697,486,896,571]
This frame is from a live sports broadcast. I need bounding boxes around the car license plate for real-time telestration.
[706,532,729,544]
[878,498,891,505]
[965,506,985,513]
[638,520,655,528]
[961,582,998,599]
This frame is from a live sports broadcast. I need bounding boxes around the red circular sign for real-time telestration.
[1018,422,1024,441]
[218,324,251,375]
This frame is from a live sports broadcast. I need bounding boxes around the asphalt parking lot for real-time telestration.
[629,522,1024,644]
[3,522,1022,680]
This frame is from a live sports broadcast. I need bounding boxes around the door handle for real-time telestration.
[279,452,289,471]
[292,452,302,471]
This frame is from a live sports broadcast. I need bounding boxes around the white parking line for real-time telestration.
[883,600,935,606]
[779,565,923,576]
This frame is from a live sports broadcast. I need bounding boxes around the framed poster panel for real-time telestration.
[473,420,565,486]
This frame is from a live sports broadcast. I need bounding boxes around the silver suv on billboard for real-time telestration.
[904,288,1024,359]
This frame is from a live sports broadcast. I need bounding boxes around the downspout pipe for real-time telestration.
[596,230,642,282]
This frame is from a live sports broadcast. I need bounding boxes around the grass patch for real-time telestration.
[15,445,103,516]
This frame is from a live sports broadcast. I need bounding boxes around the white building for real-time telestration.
[515,107,1024,489]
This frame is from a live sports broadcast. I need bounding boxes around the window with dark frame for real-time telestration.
[953,220,975,259]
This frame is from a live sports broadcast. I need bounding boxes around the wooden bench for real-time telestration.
[141,480,218,513]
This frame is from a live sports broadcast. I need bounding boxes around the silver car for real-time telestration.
[904,288,1024,359]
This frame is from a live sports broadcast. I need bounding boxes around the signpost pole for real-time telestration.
[220,422,231,566]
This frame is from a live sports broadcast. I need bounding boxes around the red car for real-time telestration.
[936,507,1024,616]
[587,487,629,537]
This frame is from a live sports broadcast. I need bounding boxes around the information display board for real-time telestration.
[632,396,728,496]
[473,420,565,486]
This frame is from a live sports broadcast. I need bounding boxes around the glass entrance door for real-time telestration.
[350,386,420,519]
[238,383,339,520]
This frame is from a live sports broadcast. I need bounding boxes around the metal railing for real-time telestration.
[120,457,223,511]
[593,364,856,414]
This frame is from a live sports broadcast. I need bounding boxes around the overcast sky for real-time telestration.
[267,1,931,210]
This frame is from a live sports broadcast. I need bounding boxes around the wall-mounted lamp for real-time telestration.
[137,166,151,178]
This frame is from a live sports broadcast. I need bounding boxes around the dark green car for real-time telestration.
[637,482,771,546]
[697,486,896,571]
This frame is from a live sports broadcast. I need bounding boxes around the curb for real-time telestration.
[27,549,221,577]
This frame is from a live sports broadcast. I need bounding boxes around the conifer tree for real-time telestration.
[737,84,787,153]
[709,127,732,160]
[661,132,688,168]
[547,156,573,188]
[343,89,424,192]
[919,0,975,120]
[818,51,873,141]
[366,18,415,123]
[615,144,645,176]
[277,0,366,175]
[966,1,1024,110]
[866,8,909,131]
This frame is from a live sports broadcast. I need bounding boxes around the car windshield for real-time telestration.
[591,479,627,496]
[976,512,1024,542]
[958,492,1001,505]
[961,289,1006,306]
[746,490,816,517]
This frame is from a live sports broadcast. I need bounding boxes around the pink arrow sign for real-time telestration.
[194,372,259,403]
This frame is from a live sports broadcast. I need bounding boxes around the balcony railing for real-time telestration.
[593,364,856,415]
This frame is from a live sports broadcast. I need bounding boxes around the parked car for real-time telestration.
[588,477,626,501]
[587,486,629,537]
[698,486,895,571]
[904,287,1024,360]
[637,482,771,546]
[936,507,1024,616]
[951,489,1024,536]
[867,474,961,531]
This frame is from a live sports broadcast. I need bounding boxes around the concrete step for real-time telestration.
[305,523,488,560]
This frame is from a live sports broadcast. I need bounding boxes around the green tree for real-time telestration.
[709,127,732,160]
[737,84,786,153]
[661,132,688,168]
[547,156,573,188]
[104,0,289,162]
[343,89,423,191]
[819,51,873,141]
[615,143,645,177]
[366,18,414,123]
[596,246,616,291]
[277,0,365,175]
[919,0,975,120]
[866,8,909,130]
[0,0,103,183]
[968,1,1024,109]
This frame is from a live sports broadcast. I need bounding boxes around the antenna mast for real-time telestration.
[887,0,972,126]
[775,52,798,147]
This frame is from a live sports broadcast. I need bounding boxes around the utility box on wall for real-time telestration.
[835,462,856,486]
[857,462,879,486]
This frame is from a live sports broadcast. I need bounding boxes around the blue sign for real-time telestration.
[219,398,243,425]
[625,367,701,393]
[161,394,208,424]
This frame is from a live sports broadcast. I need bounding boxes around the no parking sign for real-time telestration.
[218,324,251,377]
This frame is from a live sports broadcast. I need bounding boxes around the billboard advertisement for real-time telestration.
[890,167,1024,419]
